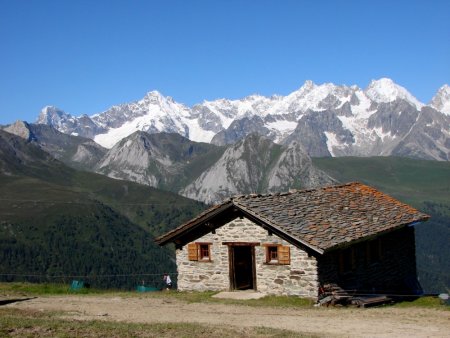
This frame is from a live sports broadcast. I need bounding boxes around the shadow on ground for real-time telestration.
[0,297,36,306]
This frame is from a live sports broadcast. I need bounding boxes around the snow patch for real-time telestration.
[430,84,450,115]
[266,120,298,133]
[365,78,424,110]
[94,115,153,148]
[373,127,395,141]
[324,132,339,156]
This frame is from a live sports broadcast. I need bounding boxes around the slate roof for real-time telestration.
[155,182,429,254]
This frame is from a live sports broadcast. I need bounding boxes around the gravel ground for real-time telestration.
[7,295,450,337]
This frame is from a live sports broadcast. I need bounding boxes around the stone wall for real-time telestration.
[176,217,318,298]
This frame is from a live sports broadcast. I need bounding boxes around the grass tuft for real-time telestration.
[394,296,449,310]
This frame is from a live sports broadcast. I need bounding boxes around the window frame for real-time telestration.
[198,243,211,261]
[263,244,290,265]
[267,245,279,263]
[187,242,212,262]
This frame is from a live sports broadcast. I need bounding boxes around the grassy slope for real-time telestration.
[0,173,203,288]
[313,156,450,205]
[313,156,450,293]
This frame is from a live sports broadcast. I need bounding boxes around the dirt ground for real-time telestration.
[6,295,450,337]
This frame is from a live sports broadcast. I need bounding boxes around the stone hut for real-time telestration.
[155,182,429,299]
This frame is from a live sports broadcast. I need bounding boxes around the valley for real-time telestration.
[0,130,204,288]
[1,78,449,294]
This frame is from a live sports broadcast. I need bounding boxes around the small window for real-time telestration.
[265,244,290,265]
[187,242,212,262]
[268,246,278,262]
[199,244,210,261]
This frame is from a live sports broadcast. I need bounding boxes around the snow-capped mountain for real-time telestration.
[430,85,450,115]
[36,78,450,161]
[37,106,106,139]
[365,78,424,109]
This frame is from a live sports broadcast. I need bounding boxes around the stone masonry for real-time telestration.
[176,217,318,298]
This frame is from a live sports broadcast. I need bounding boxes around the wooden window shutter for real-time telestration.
[278,245,290,265]
[187,243,198,261]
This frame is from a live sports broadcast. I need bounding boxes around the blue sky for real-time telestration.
[1,0,449,124]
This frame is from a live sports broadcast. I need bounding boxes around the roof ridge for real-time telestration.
[230,182,364,200]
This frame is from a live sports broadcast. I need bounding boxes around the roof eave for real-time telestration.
[155,201,233,246]
[321,217,429,254]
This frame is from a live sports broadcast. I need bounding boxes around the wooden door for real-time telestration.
[229,245,256,290]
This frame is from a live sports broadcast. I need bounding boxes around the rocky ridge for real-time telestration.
[4,120,106,170]
[35,78,450,161]
[181,134,335,204]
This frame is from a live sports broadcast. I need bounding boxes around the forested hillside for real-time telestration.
[313,156,450,293]
[0,130,205,288]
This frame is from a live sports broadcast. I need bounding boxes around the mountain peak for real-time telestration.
[3,120,36,142]
[145,90,162,97]
[41,105,56,113]
[430,84,450,115]
[36,106,72,124]
[365,78,424,109]
[298,80,316,93]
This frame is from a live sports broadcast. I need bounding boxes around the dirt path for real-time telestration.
[7,295,450,337]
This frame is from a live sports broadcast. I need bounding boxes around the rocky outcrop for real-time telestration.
[3,121,106,170]
[95,131,225,191]
[266,141,336,191]
[4,121,37,142]
[181,134,334,204]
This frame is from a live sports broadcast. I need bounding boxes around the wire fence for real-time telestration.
[0,272,179,291]
[0,273,446,300]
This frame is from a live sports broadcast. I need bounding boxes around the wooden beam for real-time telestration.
[222,242,260,246]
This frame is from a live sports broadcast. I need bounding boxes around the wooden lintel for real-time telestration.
[222,242,260,246]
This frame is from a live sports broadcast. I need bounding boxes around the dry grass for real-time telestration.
[0,308,316,338]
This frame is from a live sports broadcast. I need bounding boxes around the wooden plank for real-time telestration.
[187,243,198,261]
[222,242,260,246]
[251,246,257,291]
[278,245,290,265]
[228,246,235,290]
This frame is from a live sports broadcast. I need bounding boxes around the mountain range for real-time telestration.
[1,78,449,291]
[1,126,449,292]
[4,121,335,204]
[35,78,450,161]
